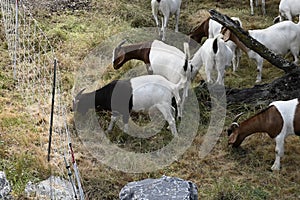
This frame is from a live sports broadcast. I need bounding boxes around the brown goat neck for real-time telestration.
[232,106,283,146]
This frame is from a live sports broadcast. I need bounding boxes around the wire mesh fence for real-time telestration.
[0,0,84,198]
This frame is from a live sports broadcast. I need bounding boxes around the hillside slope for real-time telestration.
[2,0,300,199]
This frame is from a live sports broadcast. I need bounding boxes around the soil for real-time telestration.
[22,0,92,13]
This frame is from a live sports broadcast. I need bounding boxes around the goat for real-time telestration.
[208,17,243,72]
[73,75,182,137]
[223,20,300,82]
[112,39,192,116]
[151,0,182,41]
[190,34,233,85]
[189,16,243,72]
[228,98,300,170]
[189,16,210,44]
[250,0,266,15]
[273,0,300,23]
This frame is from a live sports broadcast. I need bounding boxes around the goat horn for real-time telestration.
[117,39,127,48]
[232,112,244,122]
[75,88,86,99]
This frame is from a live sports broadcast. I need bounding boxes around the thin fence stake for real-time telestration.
[13,0,18,80]
[47,58,57,162]
[64,154,78,199]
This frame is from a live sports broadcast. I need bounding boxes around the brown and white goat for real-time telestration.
[189,16,210,44]
[228,98,300,170]
[112,39,191,117]
[112,40,152,73]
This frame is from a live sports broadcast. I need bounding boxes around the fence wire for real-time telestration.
[0,0,84,199]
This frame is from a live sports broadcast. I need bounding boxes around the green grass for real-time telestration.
[0,113,50,197]
[207,178,269,200]
[1,153,49,196]
[1,0,300,199]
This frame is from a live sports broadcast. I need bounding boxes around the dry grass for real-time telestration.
[1,0,300,199]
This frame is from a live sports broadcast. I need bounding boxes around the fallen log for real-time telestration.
[204,9,300,105]
[226,70,300,105]
[209,9,299,73]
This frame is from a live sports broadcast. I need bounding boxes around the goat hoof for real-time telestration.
[271,164,280,171]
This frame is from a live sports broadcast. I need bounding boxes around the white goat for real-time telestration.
[274,0,300,23]
[208,17,243,72]
[228,98,300,170]
[73,75,182,137]
[151,0,182,41]
[112,39,192,116]
[250,0,266,15]
[223,20,300,82]
[190,34,233,85]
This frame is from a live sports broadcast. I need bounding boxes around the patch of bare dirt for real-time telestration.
[23,0,92,13]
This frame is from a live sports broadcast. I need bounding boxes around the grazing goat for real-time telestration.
[151,0,182,41]
[190,34,233,85]
[112,39,191,116]
[228,98,300,170]
[73,75,182,137]
[273,0,300,23]
[189,16,243,72]
[250,0,266,15]
[223,20,300,82]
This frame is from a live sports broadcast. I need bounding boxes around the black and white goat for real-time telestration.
[73,75,183,137]
[112,39,191,115]
[228,98,300,170]
[151,0,182,41]
[190,34,233,85]
[189,16,243,72]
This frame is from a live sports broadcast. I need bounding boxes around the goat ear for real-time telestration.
[227,122,239,136]
[222,27,231,42]
[227,127,233,136]
[273,16,280,24]
[113,51,125,68]
[228,131,238,145]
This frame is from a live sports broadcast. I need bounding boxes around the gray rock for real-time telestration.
[25,176,76,199]
[0,171,13,200]
[119,175,198,200]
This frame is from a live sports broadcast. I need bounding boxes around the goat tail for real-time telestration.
[173,78,186,105]
[183,42,190,60]
[212,34,223,54]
